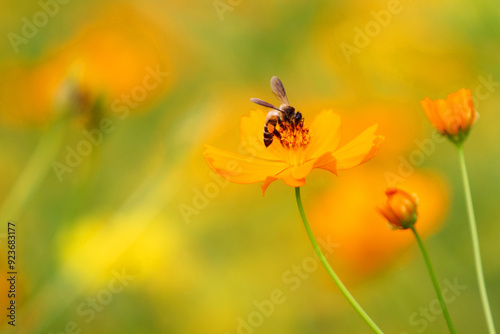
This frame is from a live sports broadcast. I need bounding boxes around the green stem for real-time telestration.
[410,226,456,333]
[457,144,497,334]
[0,119,67,222]
[294,187,384,334]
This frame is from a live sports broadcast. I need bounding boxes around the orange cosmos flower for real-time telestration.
[203,109,384,195]
[420,88,478,144]
[378,187,418,230]
[0,4,172,126]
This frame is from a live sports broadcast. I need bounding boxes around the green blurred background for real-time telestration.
[0,0,499,333]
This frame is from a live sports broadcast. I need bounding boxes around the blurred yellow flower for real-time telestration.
[420,88,478,144]
[57,214,190,290]
[378,187,418,230]
[204,109,384,194]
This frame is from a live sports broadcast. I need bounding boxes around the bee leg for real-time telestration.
[273,129,281,138]
[277,117,284,129]
[294,112,303,127]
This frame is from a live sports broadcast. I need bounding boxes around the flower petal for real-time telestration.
[333,124,384,170]
[240,109,288,161]
[276,168,306,188]
[261,176,278,196]
[420,98,445,133]
[286,150,339,182]
[436,99,460,135]
[313,152,338,175]
[291,161,315,180]
[377,205,400,226]
[305,110,342,159]
[203,145,288,184]
[261,169,306,196]
[448,88,475,132]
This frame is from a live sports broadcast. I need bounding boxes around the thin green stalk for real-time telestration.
[410,226,456,333]
[457,144,496,334]
[0,119,67,222]
[294,187,384,334]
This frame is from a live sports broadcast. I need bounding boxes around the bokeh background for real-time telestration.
[1,0,499,333]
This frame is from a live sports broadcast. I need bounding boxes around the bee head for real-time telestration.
[281,105,295,115]
[294,111,303,125]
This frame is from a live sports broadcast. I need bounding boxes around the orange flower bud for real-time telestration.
[378,188,418,230]
[420,88,478,144]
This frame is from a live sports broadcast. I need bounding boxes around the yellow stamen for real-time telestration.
[280,123,310,149]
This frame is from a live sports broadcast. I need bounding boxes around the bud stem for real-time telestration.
[410,226,456,333]
[294,187,384,334]
[0,118,69,222]
[457,144,497,334]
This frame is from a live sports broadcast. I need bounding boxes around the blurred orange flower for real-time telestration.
[420,89,478,144]
[0,5,172,125]
[204,109,383,194]
[378,187,418,230]
[310,171,449,276]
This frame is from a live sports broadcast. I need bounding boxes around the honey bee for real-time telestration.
[250,76,304,147]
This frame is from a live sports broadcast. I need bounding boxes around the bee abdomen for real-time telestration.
[264,138,274,147]
[264,126,274,147]
[263,112,281,147]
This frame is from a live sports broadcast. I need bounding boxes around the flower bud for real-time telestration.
[378,188,418,230]
[53,77,91,117]
[420,88,478,144]
[53,61,93,121]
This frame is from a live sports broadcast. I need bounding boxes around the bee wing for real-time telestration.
[270,76,289,105]
[250,98,280,110]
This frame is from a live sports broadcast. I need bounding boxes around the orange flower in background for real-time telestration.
[204,109,384,194]
[310,171,449,275]
[378,187,418,230]
[420,89,478,144]
[0,4,172,125]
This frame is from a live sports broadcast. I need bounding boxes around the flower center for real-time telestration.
[279,122,310,149]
